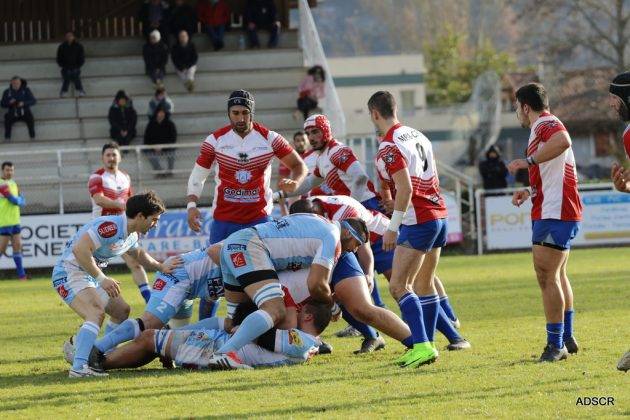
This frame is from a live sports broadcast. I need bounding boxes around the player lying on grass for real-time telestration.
[52,191,182,378]
[100,294,330,371]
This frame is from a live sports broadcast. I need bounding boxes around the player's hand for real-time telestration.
[382,230,398,252]
[611,163,630,193]
[278,178,299,194]
[160,256,183,274]
[101,277,121,298]
[511,189,530,207]
[187,206,202,232]
[0,184,9,197]
[223,317,234,333]
[507,159,528,175]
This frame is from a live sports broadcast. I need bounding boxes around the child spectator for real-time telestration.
[144,106,177,177]
[296,65,325,120]
[147,87,174,119]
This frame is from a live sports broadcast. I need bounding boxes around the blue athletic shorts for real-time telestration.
[209,216,272,244]
[0,224,20,236]
[220,228,276,290]
[371,237,394,274]
[397,218,448,252]
[360,197,381,213]
[330,252,364,288]
[532,219,580,250]
[146,271,193,324]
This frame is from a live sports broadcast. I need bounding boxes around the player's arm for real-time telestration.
[4,190,25,207]
[611,163,630,193]
[72,233,120,297]
[126,247,182,273]
[306,263,332,305]
[343,161,370,200]
[355,242,375,290]
[508,131,571,174]
[276,173,324,200]
[383,168,411,251]
[277,150,308,194]
[92,192,125,211]
[187,137,216,232]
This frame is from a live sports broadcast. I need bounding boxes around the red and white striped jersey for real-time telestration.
[375,123,447,225]
[312,139,377,201]
[278,149,318,178]
[527,113,582,221]
[310,195,389,243]
[195,122,293,223]
[623,124,630,158]
[88,168,132,218]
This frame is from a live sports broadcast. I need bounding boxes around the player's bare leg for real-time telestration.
[559,253,578,353]
[0,235,9,255]
[103,330,161,370]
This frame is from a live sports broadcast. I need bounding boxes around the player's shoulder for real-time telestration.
[90,215,124,239]
[252,121,282,143]
[210,124,233,141]
[90,167,106,177]
[119,169,131,180]
[303,149,316,159]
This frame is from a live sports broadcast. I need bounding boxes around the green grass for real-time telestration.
[0,248,628,418]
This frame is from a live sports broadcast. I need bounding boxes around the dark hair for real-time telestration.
[515,83,549,112]
[367,90,396,118]
[102,141,120,155]
[303,301,332,334]
[293,131,306,140]
[155,86,166,96]
[307,65,326,81]
[1,161,13,170]
[125,190,165,218]
[289,199,315,214]
[343,217,369,244]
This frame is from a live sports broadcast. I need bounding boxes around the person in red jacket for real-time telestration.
[196,0,230,51]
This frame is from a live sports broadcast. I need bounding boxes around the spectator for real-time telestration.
[144,106,177,177]
[108,90,137,146]
[142,30,169,86]
[196,0,230,51]
[296,65,325,120]
[171,30,198,92]
[169,0,197,38]
[479,145,508,190]
[244,0,281,49]
[138,0,170,41]
[147,86,174,119]
[1,76,36,140]
[56,31,86,98]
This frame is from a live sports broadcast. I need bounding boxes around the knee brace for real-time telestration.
[252,283,284,308]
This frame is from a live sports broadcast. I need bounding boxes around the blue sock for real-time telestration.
[563,309,574,340]
[341,306,378,339]
[199,299,220,320]
[436,307,462,343]
[546,322,564,349]
[370,278,386,308]
[398,292,428,344]
[138,283,151,303]
[419,294,439,343]
[12,253,26,278]
[401,336,413,348]
[217,309,274,353]
[94,319,140,353]
[72,321,100,370]
[177,316,222,331]
[104,321,119,335]
[439,295,458,322]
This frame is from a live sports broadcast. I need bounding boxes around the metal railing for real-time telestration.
[298,0,346,138]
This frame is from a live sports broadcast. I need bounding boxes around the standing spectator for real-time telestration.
[108,90,137,146]
[478,145,508,190]
[138,0,170,41]
[171,30,198,92]
[144,106,177,177]
[142,30,169,86]
[147,86,174,119]
[169,0,197,38]
[196,0,231,51]
[296,65,325,120]
[244,0,281,49]
[0,162,27,280]
[56,31,86,98]
[1,76,36,140]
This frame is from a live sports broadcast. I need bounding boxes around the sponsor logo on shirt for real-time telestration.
[287,261,303,271]
[288,329,303,347]
[230,252,246,268]
[53,277,67,287]
[237,152,250,163]
[235,169,253,184]
[224,188,259,203]
[97,221,118,238]
[153,278,166,291]
[226,243,247,251]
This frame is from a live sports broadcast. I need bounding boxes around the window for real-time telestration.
[400,90,416,117]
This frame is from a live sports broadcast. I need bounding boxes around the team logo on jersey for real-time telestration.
[288,329,303,347]
[338,152,350,163]
[237,152,250,163]
[287,262,303,271]
[384,152,396,164]
[235,169,253,184]
[230,252,246,268]
[97,221,118,238]
[153,278,166,291]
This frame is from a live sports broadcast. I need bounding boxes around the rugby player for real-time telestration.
[0,161,27,280]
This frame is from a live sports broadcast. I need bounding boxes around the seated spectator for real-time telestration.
[147,87,174,119]
[296,65,325,120]
[479,145,508,190]
[142,30,169,86]
[244,0,281,49]
[196,0,230,51]
[1,76,36,140]
[169,0,197,38]
[56,31,86,98]
[144,106,177,177]
[138,0,170,42]
[171,30,198,92]
[108,90,137,146]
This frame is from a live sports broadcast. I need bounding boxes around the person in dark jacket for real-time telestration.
[479,145,508,190]
[244,0,281,48]
[169,0,197,38]
[138,0,170,41]
[1,77,36,140]
[108,90,137,146]
[142,30,169,86]
[171,30,198,92]
[56,31,86,97]
[147,86,174,119]
[143,106,177,176]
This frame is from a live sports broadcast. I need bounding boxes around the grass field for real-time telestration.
[0,248,628,418]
